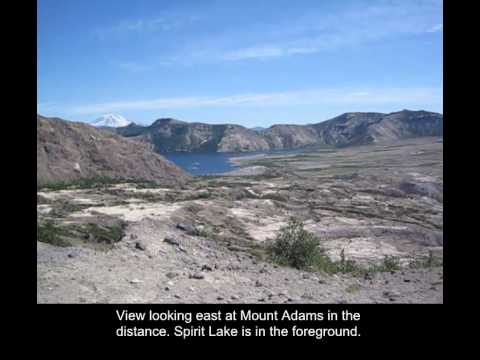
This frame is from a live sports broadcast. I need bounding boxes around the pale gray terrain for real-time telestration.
[37,137,443,303]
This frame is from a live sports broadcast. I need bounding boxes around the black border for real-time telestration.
[18,0,456,345]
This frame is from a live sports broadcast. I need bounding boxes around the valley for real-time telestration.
[37,136,443,303]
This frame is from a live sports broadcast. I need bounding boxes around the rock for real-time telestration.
[166,272,178,279]
[383,290,400,298]
[403,278,411,283]
[176,223,199,235]
[67,253,76,258]
[174,294,181,299]
[255,280,263,287]
[178,246,188,253]
[164,236,180,246]
[135,241,146,251]
[226,264,241,271]
[228,245,247,252]
[129,279,143,284]
[217,296,224,301]
[301,293,314,300]
[190,272,205,280]
[231,295,239,300]
[167,281,174,286]
[130,234,138,240]
[201,264,213,272]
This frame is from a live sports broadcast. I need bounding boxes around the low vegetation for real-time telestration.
[39,177,160,191]
[37,220,125,250]
[409,251,443,269]
[268,217,438,276]
[268,217,336,271]
[81,223,124,244]
[37,221,71,247]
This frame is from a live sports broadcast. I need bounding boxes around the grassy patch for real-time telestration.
[37,220,125,250]
[182,190,214,201]
[39,177,161,191]
[409,251,443,269]
[369,255,401,272]
[49,201,91,217]
[37,221,71,247]
[81,223,124,244]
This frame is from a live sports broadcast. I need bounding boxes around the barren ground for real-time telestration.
[37,137,443,303]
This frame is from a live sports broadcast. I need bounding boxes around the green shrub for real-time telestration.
[269,217,328,270]
[37,221,70,247]
[382,255,401,271]
[83,223,124,244]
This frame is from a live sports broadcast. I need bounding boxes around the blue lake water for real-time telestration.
[162,148,309,176]
[162,152,246,176]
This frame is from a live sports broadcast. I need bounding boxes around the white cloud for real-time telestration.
[221,46,319,61]
[116,60,173,72]
[65,87,442,115]
[94,14,200,39]
[199,0,443,62]
[427,24,443,33]
[110,1,442,68]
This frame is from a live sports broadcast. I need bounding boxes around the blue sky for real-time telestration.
[37,0,443,127]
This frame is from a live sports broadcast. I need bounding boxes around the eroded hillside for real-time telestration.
[37,115,190,187]
[111,110,443,153]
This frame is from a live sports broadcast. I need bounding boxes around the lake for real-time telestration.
[162,148,311,176]
[162,152,246,176]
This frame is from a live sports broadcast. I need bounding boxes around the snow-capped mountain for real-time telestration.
[91,114,131,128]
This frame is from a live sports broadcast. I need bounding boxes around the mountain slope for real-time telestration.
[115,118,269,153]
[111,110,443,153]
[37,115,190,186]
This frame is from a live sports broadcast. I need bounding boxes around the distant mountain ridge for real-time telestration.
[112,110,443,153]
[37,115,189,186]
